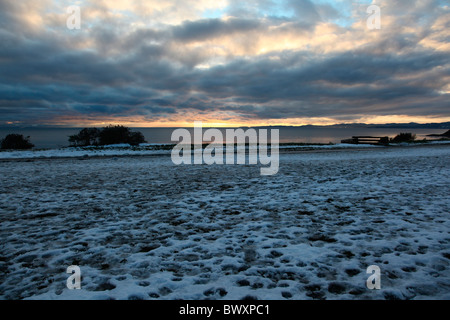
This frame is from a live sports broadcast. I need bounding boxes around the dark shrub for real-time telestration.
[98,125,146,146]
[1,134,34,150]
[70,125,146,146]
[127,131,146,146]
[98,125,131,145]
[390,133,416,143]
[69,128,100,146]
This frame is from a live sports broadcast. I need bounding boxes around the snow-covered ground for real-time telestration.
[0,141,449,160]
[0,144,449,300]
[0,144,172,159]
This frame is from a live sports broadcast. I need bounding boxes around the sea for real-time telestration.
[0,127,447,149]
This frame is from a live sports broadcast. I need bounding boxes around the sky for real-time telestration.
[0,0,449,127]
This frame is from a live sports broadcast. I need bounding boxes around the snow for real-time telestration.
[0,145,171,159]
[0,141,449,160]
[0,143,449,300]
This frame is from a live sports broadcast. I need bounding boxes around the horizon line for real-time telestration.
[2,121,450,129]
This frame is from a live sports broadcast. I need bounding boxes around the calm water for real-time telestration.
[0,127,447,149]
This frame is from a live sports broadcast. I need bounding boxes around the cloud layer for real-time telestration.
[1,0,449,126]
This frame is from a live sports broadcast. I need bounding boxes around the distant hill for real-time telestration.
[427,129,450,137]
[326,122,450,129]
[257,122,450,129]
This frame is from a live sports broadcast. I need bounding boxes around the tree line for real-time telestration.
[0,125,146,150]
[68,125,146,146]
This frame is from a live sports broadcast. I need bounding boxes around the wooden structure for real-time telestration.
[341,136,389,146]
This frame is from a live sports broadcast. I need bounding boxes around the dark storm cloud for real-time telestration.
[287,0,322,24]
[143,106,177,114]
[72,104,131,114]
[194,49,449,98]
[190,47,450,119]
[172,18,261,42]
